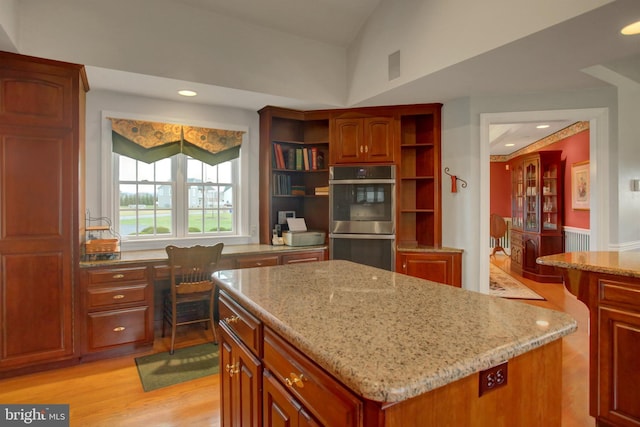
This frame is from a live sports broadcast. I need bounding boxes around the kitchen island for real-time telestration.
[213,260,576,427]
[537,252,640,427]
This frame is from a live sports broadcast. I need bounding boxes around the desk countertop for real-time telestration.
[80,243,327,267]
[537,251,640,278]
[212,260,576,403]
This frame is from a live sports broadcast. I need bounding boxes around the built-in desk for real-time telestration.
[79,244,327,360]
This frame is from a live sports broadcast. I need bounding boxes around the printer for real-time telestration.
[282,218,326,247]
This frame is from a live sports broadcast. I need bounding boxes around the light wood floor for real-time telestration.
[0,257,594,426]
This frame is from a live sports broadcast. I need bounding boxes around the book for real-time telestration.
[311,147,318,170]
[295,148,303,170]
[273,143,285,169]
[303,148,309,170]
[287,148,295,170]
[314,186,329,196]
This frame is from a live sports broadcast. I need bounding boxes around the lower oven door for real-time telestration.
[329,234,395,271]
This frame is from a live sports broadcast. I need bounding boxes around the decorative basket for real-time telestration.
[85,238,119,253]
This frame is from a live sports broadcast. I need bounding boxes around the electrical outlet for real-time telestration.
[479,361,508,396]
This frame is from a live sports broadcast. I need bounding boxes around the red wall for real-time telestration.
[490,162,511,218]
[490,128,590,229]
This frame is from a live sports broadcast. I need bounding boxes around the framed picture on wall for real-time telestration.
[571,161,590,210]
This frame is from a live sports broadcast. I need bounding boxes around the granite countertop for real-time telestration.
[213,260,577,403]
[537,251,640,279]
[396,244,464,253]
[80,243,327,267]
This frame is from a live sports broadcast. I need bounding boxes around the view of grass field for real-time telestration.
[119,209,233,235]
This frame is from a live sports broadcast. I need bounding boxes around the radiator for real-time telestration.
[563,227,590,252]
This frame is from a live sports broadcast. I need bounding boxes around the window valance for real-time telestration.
[109,118,244,166]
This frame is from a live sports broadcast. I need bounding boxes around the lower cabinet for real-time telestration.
[596,276,640,427]
[80,264,154,359]
[220,325,262,427]
[397,250,462,287]
[264,369,320,427]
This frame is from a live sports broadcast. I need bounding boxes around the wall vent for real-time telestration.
[388,50,400,81]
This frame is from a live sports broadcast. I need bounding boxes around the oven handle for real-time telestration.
[329,233,396,240]
[329,179,396,185]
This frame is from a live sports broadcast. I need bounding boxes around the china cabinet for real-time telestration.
[510,151,563,282]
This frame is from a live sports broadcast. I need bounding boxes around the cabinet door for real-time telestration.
[399,252,462,287]
[264,370,321,427]
[363,117,394,163]
[0,132,75,370]
[333,119,362,163]
[220,325,262,427]
[598,306,640,427]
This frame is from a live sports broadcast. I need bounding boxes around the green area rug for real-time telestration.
[135,343,219,392]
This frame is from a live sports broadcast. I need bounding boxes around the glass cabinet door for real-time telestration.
[524,159,539,232]
[512,164,524,229]
[542,164,559,230]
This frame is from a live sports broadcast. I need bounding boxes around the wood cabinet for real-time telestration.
[263,369,321,427]
[397,105,442,247]
[80,265,154,359]
[330,117,394,164]
[509,151,563,282]
[397,250,462,287]
[219,291,263,427]
[0,51,88,376]
[596,276,640,427]
[259,107,330,245]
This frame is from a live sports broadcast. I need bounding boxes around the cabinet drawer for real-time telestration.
[599,279,640,307]
[281,251,325,264]
[264,328,362,427]
[87,284,149,310]
[87,307,149,349]
[236,255,279,268]
[219,291,262,356]
[87,266,148,285]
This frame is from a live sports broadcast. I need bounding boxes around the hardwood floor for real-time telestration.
[0,258,594,426]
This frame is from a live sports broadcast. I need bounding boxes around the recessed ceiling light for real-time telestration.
[505,143,515,147]
[178,90,197,97]
[536,124,550,129]
[621,20,640,35]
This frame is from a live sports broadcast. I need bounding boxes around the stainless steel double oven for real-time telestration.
[329,165,395,271]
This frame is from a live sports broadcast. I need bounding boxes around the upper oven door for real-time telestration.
[329,166,396,234]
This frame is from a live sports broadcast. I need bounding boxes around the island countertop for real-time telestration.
[212,260,577,403]
[537,251,640,278]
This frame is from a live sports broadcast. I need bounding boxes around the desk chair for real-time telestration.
[163,243,224,354]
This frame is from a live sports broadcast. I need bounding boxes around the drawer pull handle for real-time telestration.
[113,326,126,332]
[285,373,307,388]
[112,294,125,299]
[112,274,125,279]
[224,315,239,324]
[225,362,239,377]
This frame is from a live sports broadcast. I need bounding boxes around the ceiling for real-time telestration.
[14,0,640,155]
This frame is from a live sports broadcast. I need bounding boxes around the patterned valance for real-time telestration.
[109,118,244,166]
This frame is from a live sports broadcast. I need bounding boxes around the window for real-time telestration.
[116,154,237,239]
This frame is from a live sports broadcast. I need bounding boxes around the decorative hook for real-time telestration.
[444,167,468,193]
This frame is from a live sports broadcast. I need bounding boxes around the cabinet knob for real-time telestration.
[364,145,368,153]
[112,294,125,300]
[224,315,239,324]
[113,326,125,332]
[284,373,307,388]
[360,146,363,153]
[112,274,124,279]
[225,361,239,377]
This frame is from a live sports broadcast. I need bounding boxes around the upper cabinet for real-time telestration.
[330,116,394,164]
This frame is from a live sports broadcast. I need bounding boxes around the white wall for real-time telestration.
[346,0,613,105]
[0,0,18,51]
[85,89,261,250]
[16,0,347,107]
[441,86,619,292]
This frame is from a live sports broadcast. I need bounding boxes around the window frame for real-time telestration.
[100,110,251,251]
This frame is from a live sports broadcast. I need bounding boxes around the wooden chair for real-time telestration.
[162,243,224,354]
[490,214,508,257]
